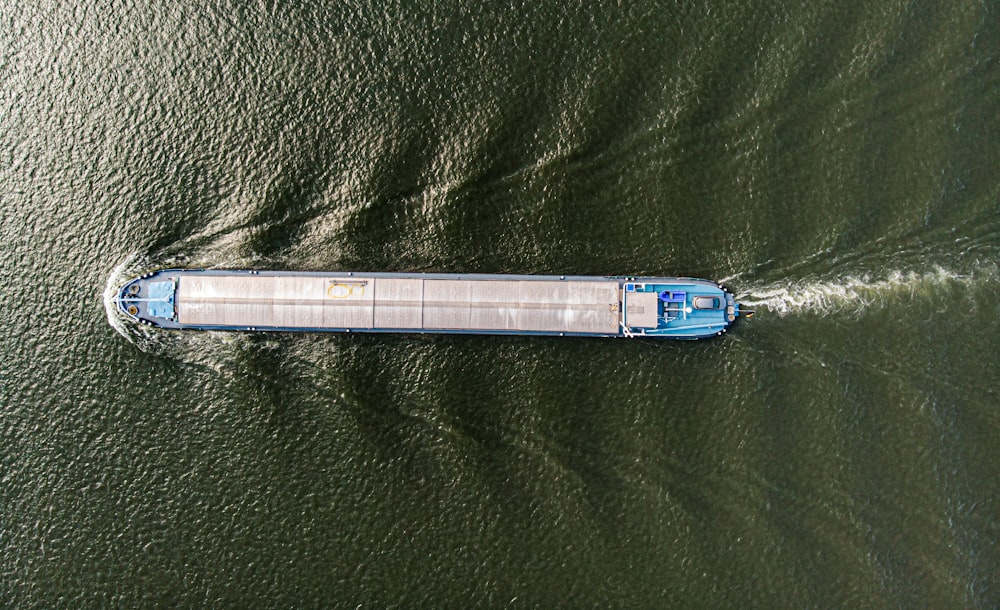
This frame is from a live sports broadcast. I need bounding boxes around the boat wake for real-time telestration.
[104,254,147,341]
[736,264,996,316]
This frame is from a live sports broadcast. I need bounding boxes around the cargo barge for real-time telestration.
[114,270,751,339]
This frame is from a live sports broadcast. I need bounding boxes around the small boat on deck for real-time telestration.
[114,269,752,339]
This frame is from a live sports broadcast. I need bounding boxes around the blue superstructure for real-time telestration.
[619,280,743,338]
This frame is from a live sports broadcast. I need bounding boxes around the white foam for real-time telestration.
[103,255,141,340]
[103,253,167,349]
[738,265,992,316]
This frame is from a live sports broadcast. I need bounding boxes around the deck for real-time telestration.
[175,275,621,335]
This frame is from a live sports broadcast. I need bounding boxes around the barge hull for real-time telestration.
[115,270,747,339]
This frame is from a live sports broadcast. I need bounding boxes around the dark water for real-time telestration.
[2,1,999,607]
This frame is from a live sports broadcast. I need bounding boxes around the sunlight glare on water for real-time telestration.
[2,0,998,607]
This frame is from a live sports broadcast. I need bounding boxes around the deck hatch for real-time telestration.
[624,291,659,329]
